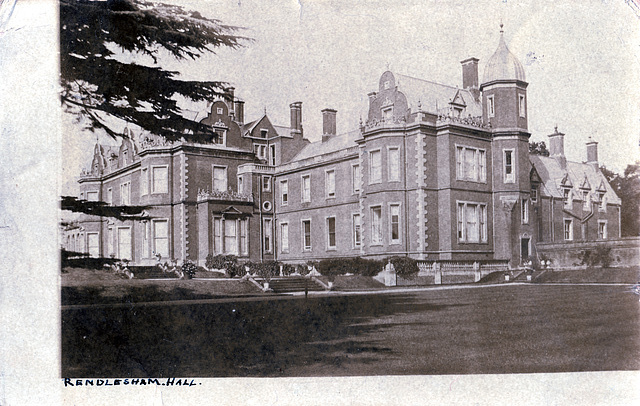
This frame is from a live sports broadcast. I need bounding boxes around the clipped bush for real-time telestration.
[206,254,238,271]
[246,260,279,283]
[180,260,198,279]
[389,256,419,279]
[317,257,384,280]
[295,263,309,275]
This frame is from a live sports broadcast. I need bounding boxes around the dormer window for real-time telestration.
[384,80,390,90]
[260,129,268,138]
[598,193,606,212]
[563,188,572,209]
[213,130,226,145]
[217,107,223,114]
[531,186,538,203]
[382,107,393,121]
[582,190,590,210]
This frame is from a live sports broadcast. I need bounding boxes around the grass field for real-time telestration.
[62,283,640,377]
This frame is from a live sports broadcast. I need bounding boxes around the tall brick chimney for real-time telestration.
[548,126,566,168]
[234,100,244,124]
[322,108,337,143]
[586,137,598,167]
[290,102,303,135]
[461,58,480,101]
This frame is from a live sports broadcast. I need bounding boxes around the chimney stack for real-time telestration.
[321,108,337,142]
[461,58,480,101]
[290,102,303,135]
[548,126,566,168]
[586,137,598,167]
[234,100,244,124]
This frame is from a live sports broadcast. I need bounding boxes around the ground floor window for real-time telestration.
[153,220,169,259]
[302,220,311,251]
[598,221,607,239]
[390,204,400,244]
[87,232,99,258]
[117,227,132,261]
[264,218,273,253]
[213,217,249,256]
[457,202,487,243]
[370,206,382,245]
[280,222,289,253]
[327,217,336,249]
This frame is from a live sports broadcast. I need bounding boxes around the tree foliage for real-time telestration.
[60,0,248,141]
[61,196,151,221]
[529,141,550,156]
[601,162,640,237]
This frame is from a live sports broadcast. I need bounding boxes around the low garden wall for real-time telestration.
[536,237,640,270]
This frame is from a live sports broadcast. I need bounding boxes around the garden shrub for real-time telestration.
[389,256,419,279]
[317,257,384,280]
[577,246,613,268]
[246,261,280,282]
[180,260,198,279]
[206,254,238,271]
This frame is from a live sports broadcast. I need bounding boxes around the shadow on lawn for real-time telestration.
[62,293,463,377]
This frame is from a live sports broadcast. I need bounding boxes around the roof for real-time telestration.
[530,155,621,204]
[482,31,526,84]
[273,125,292,138]
[290,129,361,162]
[394,73,482,116]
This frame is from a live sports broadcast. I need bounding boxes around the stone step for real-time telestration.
[267,278,325,293]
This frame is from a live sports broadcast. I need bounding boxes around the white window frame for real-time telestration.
[152,219,169,259]
[370,205,383,246]
[325,169,336,199]
[521,198,529,224]
[563,218,573,241]
[120,181,131,205]
[212,165,228,192]
[563,188,573,209]
[503,149,515,183]
[240,219,248,256]
[487,94,495,118]
[599,194,607,212]
[389,203,401,245]
[151,165,169,194]
[237,175,244,194]
[598,220,608,240]
[302,219,312,252]
[326,216,337,250]
[369,149,382,184]
[269,144,276,166]
[582,190,590,210]
[387,146,400,182]
[352,164,361,194]
[280,222,289,253]
[213,129,227,146]
[531,186,538,203]
[216,107,223,115]
[260,128,268,138]
[262,175,271,192]
[106,187,113,205]
[456,145,487,183]
[263,218,273,253]
[457,201,488,243]
[280,179,288,206]
[301,174,311,203]
[519,94,526,118]
[107,227,114,257]
[352,213,361,248]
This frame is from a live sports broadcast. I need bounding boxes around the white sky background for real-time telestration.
[62,0,640,195]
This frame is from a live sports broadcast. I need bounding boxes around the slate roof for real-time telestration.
[290,129,361,162]
[394,73,482,116]
[530,155,621,204]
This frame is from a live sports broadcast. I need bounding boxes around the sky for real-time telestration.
[62,0,640,194]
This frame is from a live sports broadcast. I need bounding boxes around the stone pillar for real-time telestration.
[434,262,442,285]
[474,261,481,282]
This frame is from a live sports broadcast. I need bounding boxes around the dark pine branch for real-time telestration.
[61,196,154,221]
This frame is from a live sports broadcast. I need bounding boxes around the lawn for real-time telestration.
[61,284,640,377]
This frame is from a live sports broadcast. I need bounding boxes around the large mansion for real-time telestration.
[64,29,621,268]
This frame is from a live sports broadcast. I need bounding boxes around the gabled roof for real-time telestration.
[579,175,591,190]
[529,154,621,204]
[394,73,483,117]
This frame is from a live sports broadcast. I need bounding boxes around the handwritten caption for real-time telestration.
[64,378,200,387]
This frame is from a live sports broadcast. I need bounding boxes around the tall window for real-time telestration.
[240,219,248,256]
[388,147,400,182]
[117,228,131,260]
[456,146,486,182]
[457,202,488,243]
[237,175,244,194]
[503,150,514,183]
[369,150,381,184]
[213,166,227,192]
[152,166,168,193]
[225,219,238,255]
[107,227,114,257]
[390,204,400,244]
[519,94,526,118]
[269,144,276,166]
[582,190,590,210]
[280,222,289,253]
[325,170,335,198]
[598,221,607,239]
[599,194,606,212]
[263,218,273,253]
[214,218,248,255]
[302,220,311,251]
[353,213,361,248]
[531,186,538,203]
[563,188,572,209]
[153,219,169,258]
[262,175,271,192]
[254,144,267,160]
[521,198,529,224]
[371,206,382,245]
[106,188,113,205]
[301,175,311,203]
[140,167,148,195]
[280,180,288,205]
[564,219,573,241]
[120,182,131,205]
[142,221,149,258]
[326,217,336,249]
[352,164,360,193]
[487,95,495,117]
[87,233,99,258]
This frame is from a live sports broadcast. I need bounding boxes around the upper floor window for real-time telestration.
[213,130,226,145]
[140,167,148,195]
[106,188,113,205]
[519,94,526,118]
[388,147,400,182]
[260,129,268,138]
[352,164,361,193]
[564,219,573,241]
[487,95,495,118]
[301,175,311,203]
[563,188,572,209]
[280,180,288,206]
[456,146,486,182]
[326,217,336,250]
[213,166,227,192]
[152,165,168,194]
[120,182,131,205]
[531,186,538,203]
[382,107,393,121]
[390,204,401,244]
[216,107,223,114]
[153,219,169,258]
[263,218,273,253]
[325,170,335,198]
[598,221,608,240]
[598,193,607,212]
[262,175,271,192]
[254,144,267,160]
[280,222,289,253]
[582,190,590,210]
[503,149,514,183]
[457,202,487,243]
[269,144,276,166]
[521,198,529,224]
[369,150,382,184]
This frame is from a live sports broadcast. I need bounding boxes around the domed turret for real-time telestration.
[482,25,526,85]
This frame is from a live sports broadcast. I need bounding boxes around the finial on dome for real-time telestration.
[554,125,558,133]
[499,22,504,34]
